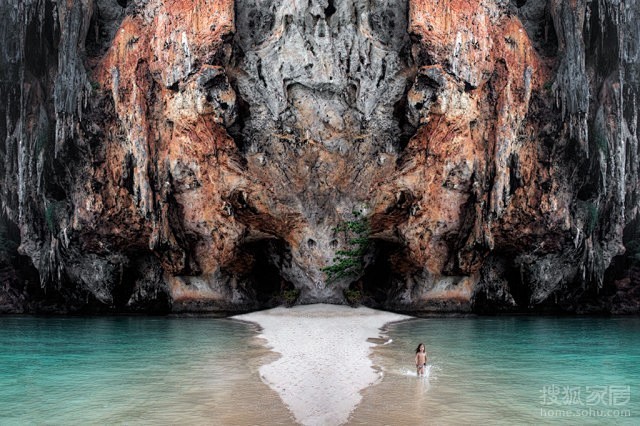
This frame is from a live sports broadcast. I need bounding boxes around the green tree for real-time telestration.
[323,211,370,282]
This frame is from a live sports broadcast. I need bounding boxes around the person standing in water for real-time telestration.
[415,343,428,377]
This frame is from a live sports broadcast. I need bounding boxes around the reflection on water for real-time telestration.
[1,315,639,425]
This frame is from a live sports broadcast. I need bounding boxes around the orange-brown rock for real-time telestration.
[0,0,638,314]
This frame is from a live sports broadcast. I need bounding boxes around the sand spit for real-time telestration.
[234,304,410,425]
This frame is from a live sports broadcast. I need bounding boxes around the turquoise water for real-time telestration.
[0,316,292,425]
[1,315,639,425]
[353,316,640,425]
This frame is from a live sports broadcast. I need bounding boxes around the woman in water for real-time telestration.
[415,343,428,377]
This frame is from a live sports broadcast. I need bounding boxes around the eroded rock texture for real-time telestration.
[228,0,413,303]
[0,0,638,314]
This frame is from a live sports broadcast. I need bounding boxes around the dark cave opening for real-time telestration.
[508,153,521,196]
[225,89,251,152]
[357,240,406,307]
[24,0,56,80]
[112,264,134,309]
[113,256,171,313]
[541,8,559,58]
[0,213,43,311]
[44,159,68,201]
[585,0,620,80]
[235,238,294,307]
[86,0,128,59]
[603,216,640,290]
[577,181,600,201]
[324,0,337,20]
[474,253,531,313]
[505,257,530,308]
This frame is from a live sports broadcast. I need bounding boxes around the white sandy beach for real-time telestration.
[234,304,410,425]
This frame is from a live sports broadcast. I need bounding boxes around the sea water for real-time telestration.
[0,315,639,425]
[0,316,293,425]
[351,316,640,425]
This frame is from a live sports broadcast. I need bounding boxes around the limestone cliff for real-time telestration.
[0,0,638,314]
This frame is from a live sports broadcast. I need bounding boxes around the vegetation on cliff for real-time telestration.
[322,212,371,283]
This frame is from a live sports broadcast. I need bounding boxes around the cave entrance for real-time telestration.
[356,240,406,307]
[505,257,530,308]
[0,213,42,308]
[238,238,293,307]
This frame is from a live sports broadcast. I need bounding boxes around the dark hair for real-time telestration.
[415,343,425,353]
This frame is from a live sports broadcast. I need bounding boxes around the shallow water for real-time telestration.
[0,316,293,425]
[1,315,638,425]
[352,316,640,425]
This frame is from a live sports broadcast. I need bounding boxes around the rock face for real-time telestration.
[0,0,638,314]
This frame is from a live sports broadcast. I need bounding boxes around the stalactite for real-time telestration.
[0,0,638,313]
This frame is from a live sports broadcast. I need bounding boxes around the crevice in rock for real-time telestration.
[225,92,250,151]
[505,256,530,308]
[606,216,640,294]
[394,56,417,152]
[543,12,559,57]
[113,262,134,308]
[576,179,599,202]
[324,0,337,20]
[86,0,127,59]
[121,152,135,195]
[513,0,558,57]
[0,213,41,313]
[24,2,56,80]
[508,153,521,196]
[585,0,620,81]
